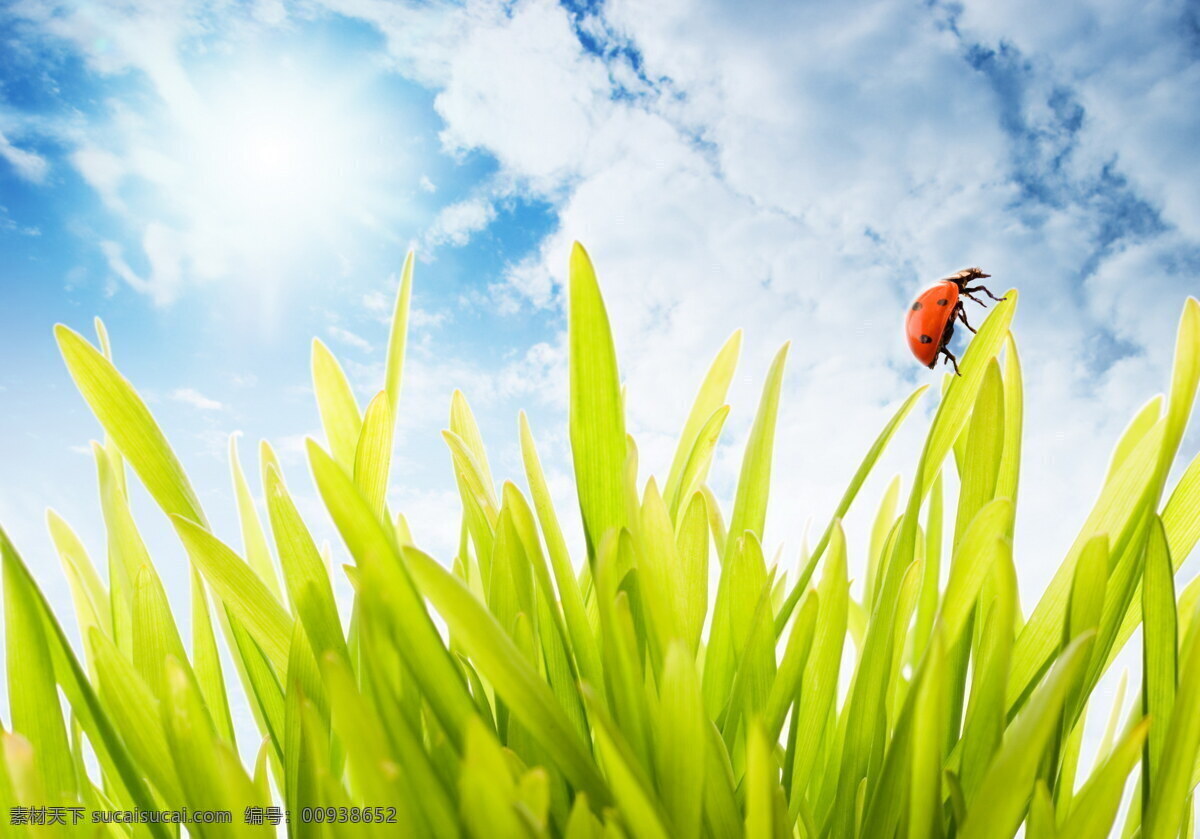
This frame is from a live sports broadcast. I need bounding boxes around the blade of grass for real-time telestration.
[568,242,628,562]
[56,324,207,526]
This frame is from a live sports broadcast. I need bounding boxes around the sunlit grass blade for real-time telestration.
[764,589,817,741]
[957,542,1017,799]
[230,433,282,600]
[87,628,182,803]
[581,686,670,839]
[46,510,110,662]
[952,359,1004,551]
[1010,416,1164,707]
[405,544,611,806]
[744,720,778,839]
[776,384,928,634]
[1,532,173,839]
[1141,516,1176,809]
[958,631,1093,839]
[172,515,292,675]
[724,342,788,561]
[4,538,77,804]
[308,440,476,745]
[569,242,628,561]
[265,464,347,662]
[674,491,709,654]
[190,567,236,744]
[1143,595,1200,839]
[788,522,848,817]
[997,333,1023,507]
[384,250,415,418]
[520,412,602,686]
[56,323,207,526]
[132,562,192,701]
[654,642,706,839]
[355,391,395,521]
[663,329,741,514]
[1060,719,1149,839]
[312,337,363,474]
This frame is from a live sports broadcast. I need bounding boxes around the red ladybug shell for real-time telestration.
[906,281,959,368]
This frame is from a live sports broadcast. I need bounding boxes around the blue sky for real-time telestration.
[2,0,1199,742]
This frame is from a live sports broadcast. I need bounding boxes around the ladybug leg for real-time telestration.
[940,346,961,376]
[963,290,989,308]
[956,303,976,333]
[964,284,1006,303]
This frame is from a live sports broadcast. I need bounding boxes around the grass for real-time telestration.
[3,241,1200,838]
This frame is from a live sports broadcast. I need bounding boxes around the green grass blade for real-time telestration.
[764,589,818,741]
[663,329,741,514]
[265,464,347,662]
[745,720,777,839]
[958,631,1094,839]
[132,562,191,700]
[654,642,706,839]
[172,515,293,675]
[1010,416,1164,708]
[4,541,77,803]
[0,530,171,837]
[582,687,670,839]
[312,337,363,474]
[909,631,948,839]
[56,324,207,526]
[190,568,236,744]
[568,242,628,561]
[958,544,1017,799]
[405,544,611,805]
[668,405,731,523]
[87,628,181,803]
[1141,516,1177,808]
[1060,719,1149,839]
[953,359,1005,551]
[308,439,476,749]
[788,522,848,816]
[674,490,709,654]
[1143,595,1200,839]
[384,250,415,419]
[355,391,395,521]
[724,342,789,561]
[230,433,282,600]
[519,412,602,688]
[46,510,110,658]
[776,385,928,635]
[997,333,1023,507]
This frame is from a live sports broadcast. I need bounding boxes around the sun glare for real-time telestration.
[173,62,394,267]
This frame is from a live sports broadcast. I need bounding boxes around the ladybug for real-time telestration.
[905,267,1004,375]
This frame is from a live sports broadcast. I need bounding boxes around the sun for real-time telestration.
[170,61,395,267]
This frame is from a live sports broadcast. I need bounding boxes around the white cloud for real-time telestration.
[362,290,390,313]
[425,195,497,247]
[327,325,373,353]
[0,130,48,182]
[99,222,185,306]
[171,387,224,411]
[419,174,437,192]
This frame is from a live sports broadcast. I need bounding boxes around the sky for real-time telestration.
[1,0,1199,765]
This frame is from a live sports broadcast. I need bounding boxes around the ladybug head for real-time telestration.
[943,267,990,289]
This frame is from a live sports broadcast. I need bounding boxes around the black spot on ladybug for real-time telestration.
[919,335,933,344]
[911,301,923,311]
[937,299,949,306]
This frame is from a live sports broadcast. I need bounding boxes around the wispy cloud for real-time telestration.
[327,325,372,353]
[0,130,48,182]
[171,387,224,411]
[425,195,496,247]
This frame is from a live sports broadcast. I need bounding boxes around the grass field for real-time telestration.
[3,242,1200,838]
